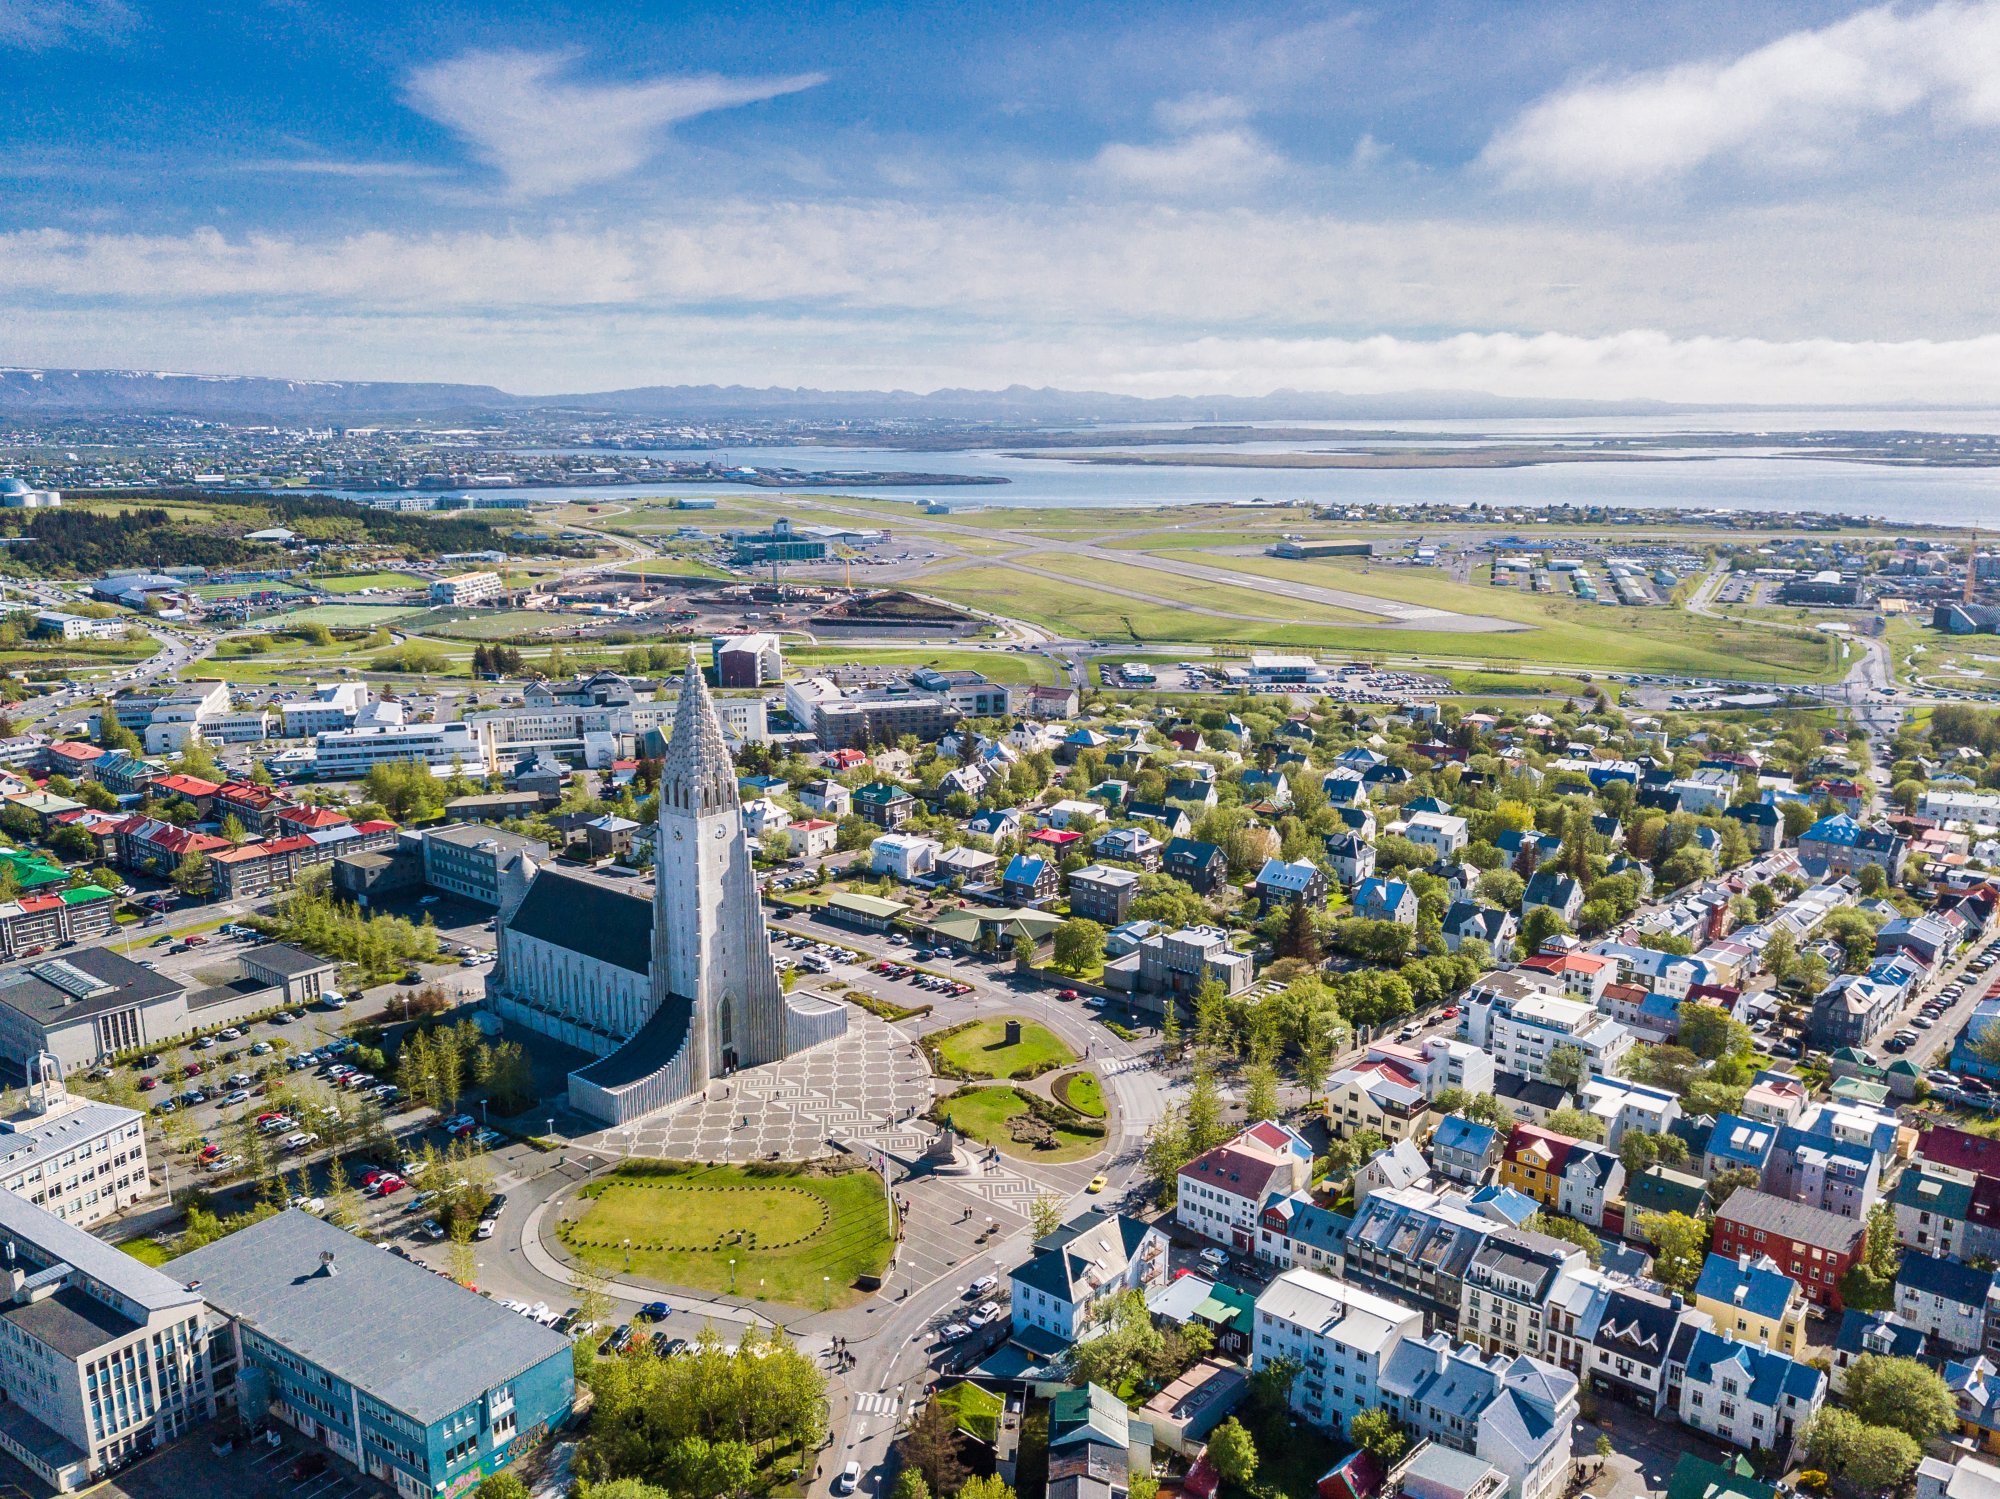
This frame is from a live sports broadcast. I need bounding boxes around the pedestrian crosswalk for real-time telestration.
[852,1392,900,1415]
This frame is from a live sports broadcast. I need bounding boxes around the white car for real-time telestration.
[835,1463,861,1495]
[290,1195,325,1214]
[282,1132,320,1151]
[938,1322,972,1343]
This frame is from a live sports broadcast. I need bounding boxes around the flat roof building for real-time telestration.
[0,1187,209,1491]
[177,1209,573,1499]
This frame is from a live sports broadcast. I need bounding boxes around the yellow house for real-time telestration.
[1497,1125,1569,1209]
[1692,1250,1809,1357]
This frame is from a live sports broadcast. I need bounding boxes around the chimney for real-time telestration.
[1738,1251,1750,1272]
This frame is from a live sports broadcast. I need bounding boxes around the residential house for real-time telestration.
[1254,858,1328,916]
[1671,1329,1825,1463]
[1831,1309,1927,1394]
[1003,853,1059,907]
[1712,1188,1865,1312]
[1431,1116,1503,1186]
[1325,833,1377,889]
[1797,814,1906,882]
[1096,826,1162,870]
[1580,1285,1710,1417]
[1325,1057,1430,1144]
[1896,1253,1997,1358]
[1176,1121,1314,1254]
[1358,1139,1435,1206]
[1702,1115,1778,1184]
[854,782,916,829]
[1378,1332,1580,1499]
[1068,864,1140,925]
[1125,803,1191,839]
[1009,1208,1171,1345]
[1252,1269,1424,1435]
[1556,1142,1624,1230]
[1521,872,1584,925]
[1354,877,1418,926]
[1460,1228,1590,1361]
[1896,1167,2000,1261]
[1163,838,1228,893]
[1443,902,1516,955]
[1693,1253,1809,1356]
[1341,1185,1500,1333]
[1576,1076,1682,1147]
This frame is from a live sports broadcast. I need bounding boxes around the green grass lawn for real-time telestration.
[933,1016,1075,1078]
[277,603,430,628]
[558,1161,893,1309]
[917,559,1837,679]
[1054,1070,1106,1118]
[119,1238,173,1266]
[934,1085,1104,1163]
[314,571,428,593]
[420,609,568,640]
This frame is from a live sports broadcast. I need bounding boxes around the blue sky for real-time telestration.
[4,0,2000,402]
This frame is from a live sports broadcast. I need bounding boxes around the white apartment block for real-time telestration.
[1405,812,1470,856]
[428,571,503,606]
[1462,973,1631,1085]
[1253,1269,1423,1433]
[0,1187,210,1491]
[0,1085,150,1230]
[312,720,495,777]
[279,683,375,738]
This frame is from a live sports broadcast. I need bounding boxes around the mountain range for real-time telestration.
[0,366,1694,423]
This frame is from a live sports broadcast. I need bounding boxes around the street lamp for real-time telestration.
[624,1236,632,1270]
[729,1257,738,1294]
[822,1275,830,1310]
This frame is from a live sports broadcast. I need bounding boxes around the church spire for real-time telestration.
[661,659,736,817]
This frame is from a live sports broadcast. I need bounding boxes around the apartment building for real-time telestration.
[428,571,503,606]
[1253,1269,1423,1433]
[0,1187,210,1491]
[312,721,495,777]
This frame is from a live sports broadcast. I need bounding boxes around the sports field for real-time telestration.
[558,1161,893,1309]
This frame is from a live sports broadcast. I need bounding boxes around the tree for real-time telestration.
[1011,933,1036,967]
[1518,905,1569,954]
[1863,1200,1901,1280]
[960,1479,1016,1499]
[899,1399,967,1496]
[1348,1407,1407,1465]
[1207,1419,1257,1487]
[1160,996,1183,1058]
[1542,1104,1602,1141]
[1030,1194,1064,1241]
[1143,1109,1191,1203]
[1433,1089,1511,1128]
[170,848,210,897]
[1523,1212,1603,1264]
[475,1477,532,1499]
[1637,1211,1709,1291]
[1052,918,1105,976]
[1677,1002,1752,1061]
[1843,1427,1921,1492]
[891,1473,933,1499]
[1706,1166,1763,1207]
[1243,1061,1281,1124]
[1844,1355,1955,1443]
[1280,896,1322,963]
[1184,1066,1227,1154]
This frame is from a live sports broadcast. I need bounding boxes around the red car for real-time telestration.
[183,1062,203,1077]
[359,1169,386,1187]
[138,1076,157,1091]
[1058,989,1079,1001]
[199,1144,221,1160]
[1439,1005,1459,1020]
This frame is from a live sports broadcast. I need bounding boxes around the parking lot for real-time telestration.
[87,1423,389,1499]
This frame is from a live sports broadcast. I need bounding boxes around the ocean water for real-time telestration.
[314,410,2000,527]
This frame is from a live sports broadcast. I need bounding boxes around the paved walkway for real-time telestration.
[574,1006,935,1162]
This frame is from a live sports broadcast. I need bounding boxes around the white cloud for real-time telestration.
[1483,0,2000,189]
[1091,128,1284,193]
[7,198,2000,402]
[238,159,445,180]
[1154,93,1250,132]
[0,0,131,49]
[401,48,826,198]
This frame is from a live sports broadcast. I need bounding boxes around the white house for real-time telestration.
[1009,1208,1171,1344]
[1673,1329,1825,1464]
[870,833,941,882]
[1253,1269,1423,1433]
[1405,811,1470,857]
[1176,1121,1314,1254]
[740,798,792,839]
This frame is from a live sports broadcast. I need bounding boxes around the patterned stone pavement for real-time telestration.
[575,1004,937,1163]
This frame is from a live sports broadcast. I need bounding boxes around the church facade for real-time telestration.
[484,664,846,1125]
